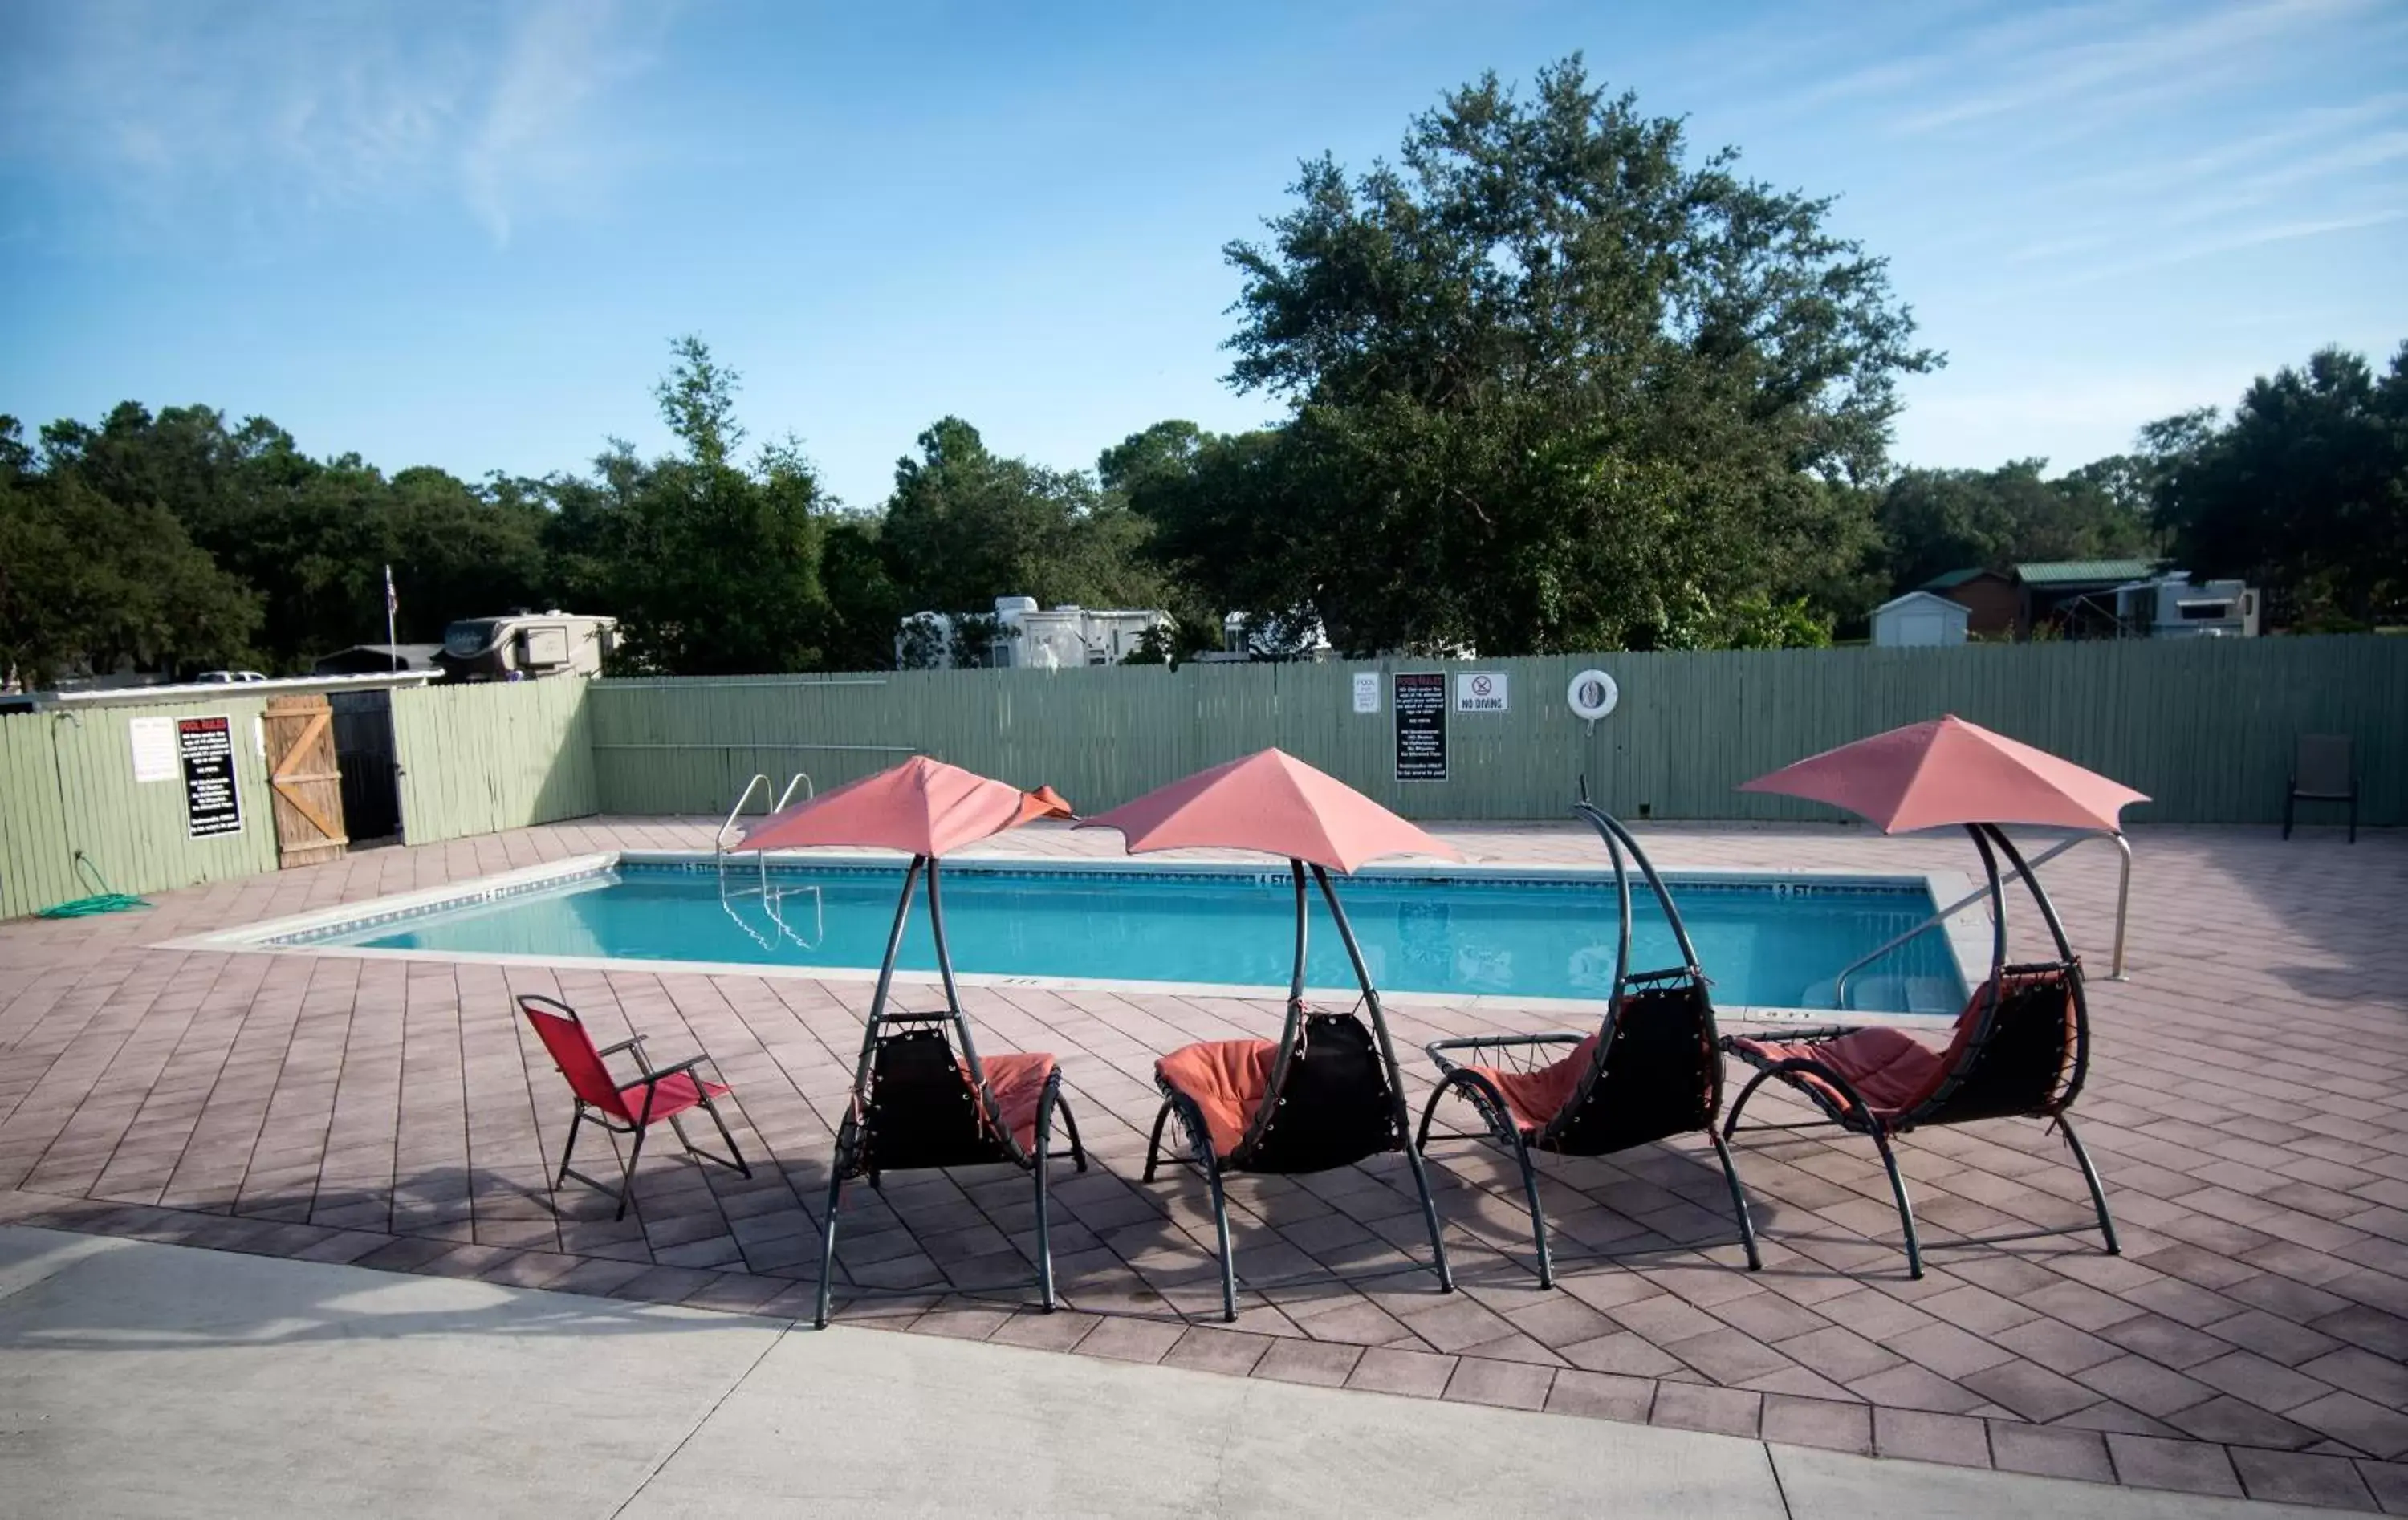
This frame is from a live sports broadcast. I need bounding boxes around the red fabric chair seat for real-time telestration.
[977,1051,1061,1152]
[1156,1039,1275,1158]
[617,1071,733,1124]
[1466,1034,1600,1134]
[1726,1026,1945,1121]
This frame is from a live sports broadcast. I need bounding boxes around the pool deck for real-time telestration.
[2,817,2402,1511]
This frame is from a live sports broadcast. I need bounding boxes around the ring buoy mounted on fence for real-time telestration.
[1567,669,1619,723]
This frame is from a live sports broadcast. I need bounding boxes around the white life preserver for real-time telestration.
[1567,669,1619,721]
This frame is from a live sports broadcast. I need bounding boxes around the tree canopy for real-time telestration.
[1155,55,1937,655]
[1876,459,2162,594]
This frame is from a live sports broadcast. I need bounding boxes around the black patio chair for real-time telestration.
[2284,734,2357,843]
[1720,825,2119,1279]
[1141,861,1453,1323]
[1415,802,1759,1288]
[816,856,1087,1328]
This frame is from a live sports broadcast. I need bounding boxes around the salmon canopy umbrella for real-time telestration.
[1080,748,1458,1315]
[734,755,1082,1326]
[1738,714,2149,996]
[1736,714,2147,836]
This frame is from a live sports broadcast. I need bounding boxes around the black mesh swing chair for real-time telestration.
[1140,860,1454,1322]
[1719,823,2120,1280]
[815,854,1088,1328]
[1416,800,1761,1288]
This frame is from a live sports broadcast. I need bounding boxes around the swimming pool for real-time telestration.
[240,856,1973,1016]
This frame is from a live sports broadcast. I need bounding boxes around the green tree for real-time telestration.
[2147,343,2408,624]
[1194,55,1930,655]
[1876,459,2159,595]
[0,417,262,686]
[548,339,836,673]
[880,416,1165,617]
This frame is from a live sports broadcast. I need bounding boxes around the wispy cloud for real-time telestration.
[0,0,667,248]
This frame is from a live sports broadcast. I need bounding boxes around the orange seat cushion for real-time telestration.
[1728,1026,1945,1120]
[1155,1039,1275,1158]
[1466,1034,1599,1134]
[977,1051,1060,1152]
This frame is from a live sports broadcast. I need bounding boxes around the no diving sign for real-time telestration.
[1454,671,1507,713]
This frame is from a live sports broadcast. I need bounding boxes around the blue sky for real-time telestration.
[2,0,2402,509]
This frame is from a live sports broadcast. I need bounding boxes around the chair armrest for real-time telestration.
[1721,1024,1858,1047]
[1426,1031,1585,1076]
[641,1055,710,1082]
[597,1034,653,1075]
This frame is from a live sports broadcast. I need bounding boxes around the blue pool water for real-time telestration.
[297,863,1963,1013]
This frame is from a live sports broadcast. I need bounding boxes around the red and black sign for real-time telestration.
[1393,672,1448,782]
[178,715,243,839]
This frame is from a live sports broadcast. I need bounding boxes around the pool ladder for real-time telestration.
[715,773,824,949]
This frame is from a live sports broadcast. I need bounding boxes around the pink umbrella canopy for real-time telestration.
[738,755,1073,857]
[1078,747,1461,872]
[1738,715,2148,835]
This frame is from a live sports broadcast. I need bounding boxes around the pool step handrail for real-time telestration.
[715,772,815,898]
[1829,830,2131,1003]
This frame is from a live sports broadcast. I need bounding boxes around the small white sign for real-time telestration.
[1454,671,1508,713]
[1352,672,1381,713]
[128,716,177,783]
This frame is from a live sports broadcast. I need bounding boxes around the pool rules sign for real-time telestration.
[1393,672,1447,781]
[178,714,244,839]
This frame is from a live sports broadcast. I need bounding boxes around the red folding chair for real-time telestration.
[519,994,751,1219]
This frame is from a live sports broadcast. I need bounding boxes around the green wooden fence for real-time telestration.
[587,636,2408,827]
[5,638,2398,920]
[390,678,597,844]
[0,696,284,921]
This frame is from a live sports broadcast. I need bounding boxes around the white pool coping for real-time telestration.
[165,849,1994,1027]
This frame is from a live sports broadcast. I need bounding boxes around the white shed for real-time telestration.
[1870,591,1971,648]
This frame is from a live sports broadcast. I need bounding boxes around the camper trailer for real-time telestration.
[2113,575,2260,639]
[437,611,619,681]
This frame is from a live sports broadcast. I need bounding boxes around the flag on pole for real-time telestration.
[383,564,400,673]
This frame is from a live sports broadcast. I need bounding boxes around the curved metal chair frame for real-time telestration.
[1721,823,2120,1279]
[1415,803,1761,1288]
[815,856,1088,1328]
[1140,860,1454,1322]
[518,994,753,1221]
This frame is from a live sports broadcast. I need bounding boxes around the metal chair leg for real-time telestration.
[1397,1120,1455,1295]
[814,1166,846,1330]
[1721,1067,1779,1140]
[1413,1075,1460,1153]
[1869,1125,1922,1279]
[2057,1116,2121,1256]
[1141,1099,1173,1182]
[1056,1095,1088,1173]
[1200,1148,1237,1323]
[613,1124,649,1221]
[1505,1129,1552,1290]
[698,1095,752,1177]
[1032,1083,1060,1312]
[1710,1129,1763,1271]
[553,1107,584,1189]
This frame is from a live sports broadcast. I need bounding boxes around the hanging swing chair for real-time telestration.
[1416,796,1760,1288]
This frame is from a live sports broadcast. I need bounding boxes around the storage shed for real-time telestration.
[1870,591,1971,648]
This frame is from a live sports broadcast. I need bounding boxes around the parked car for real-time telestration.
[197,669,270,683]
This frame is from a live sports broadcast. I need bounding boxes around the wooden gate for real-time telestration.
[263,694,348,868]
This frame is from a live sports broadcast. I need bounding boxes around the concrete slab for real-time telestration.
[0,1225,780,1517]
[0,1225,2347,1518]
[640,1326,1788,1518]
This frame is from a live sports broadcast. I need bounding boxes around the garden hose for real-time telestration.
[36,852,149,918]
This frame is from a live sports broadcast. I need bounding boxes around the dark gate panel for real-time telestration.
[330,690,401,843]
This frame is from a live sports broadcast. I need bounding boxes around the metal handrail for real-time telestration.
[716,774,773,875]
[1832,831,2132,1006]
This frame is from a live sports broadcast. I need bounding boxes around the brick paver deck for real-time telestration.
[2,818,2402,1511]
